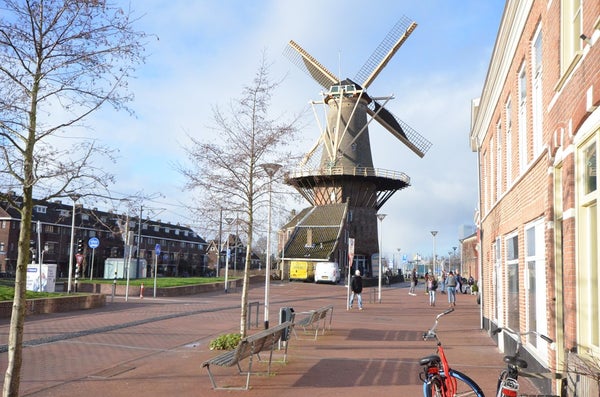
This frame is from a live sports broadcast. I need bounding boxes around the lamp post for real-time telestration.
[396,248,401,275]
[67,194,81,293]
[261,163,281,329]
[376,213,387,303]
[224,217,236,294]
[430,230,438,275]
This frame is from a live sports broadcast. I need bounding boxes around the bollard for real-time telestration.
[140,283,144,299]
[111,270,117,303]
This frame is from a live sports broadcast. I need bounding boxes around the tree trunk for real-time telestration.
[3,191,33,397]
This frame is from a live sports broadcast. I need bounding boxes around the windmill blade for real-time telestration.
[366,100,432,158]
[285,40,339,89]
[355,16,417,89]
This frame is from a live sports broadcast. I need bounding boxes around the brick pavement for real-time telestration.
[0,281,543,396]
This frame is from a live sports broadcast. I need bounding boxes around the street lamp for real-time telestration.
[396,248,401,275]
[224,217,235,294]
[67,194,81,293]
[377,213,387,303]
[262,163,282,329]
[430,230,438,275]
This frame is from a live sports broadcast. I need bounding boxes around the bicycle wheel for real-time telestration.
[423,376,444,397]
[430,369,484,397]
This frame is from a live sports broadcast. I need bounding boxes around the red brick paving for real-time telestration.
[0,281,542,396]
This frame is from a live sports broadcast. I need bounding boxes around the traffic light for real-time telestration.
[77,239,84,254]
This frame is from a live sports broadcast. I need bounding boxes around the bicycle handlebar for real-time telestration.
[492,326,553,344]
[423,308,455,340]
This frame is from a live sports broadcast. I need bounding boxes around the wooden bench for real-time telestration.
[293,304,334,340]
[202,321,293,390]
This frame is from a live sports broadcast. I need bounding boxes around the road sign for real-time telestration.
[155,244,161,255]
[88,237,100,249]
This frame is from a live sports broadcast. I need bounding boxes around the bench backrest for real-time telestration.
[245,321,292,354]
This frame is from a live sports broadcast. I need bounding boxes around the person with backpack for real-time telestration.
[349,269,364,310]
[427,273,438,306]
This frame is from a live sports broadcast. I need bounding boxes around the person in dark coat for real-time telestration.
[349,270,364,310]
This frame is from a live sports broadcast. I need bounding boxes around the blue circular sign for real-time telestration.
[88,237,100,249]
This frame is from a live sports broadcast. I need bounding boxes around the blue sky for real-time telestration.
[84,0,505,262]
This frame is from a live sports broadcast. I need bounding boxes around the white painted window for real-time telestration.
[497,119,503,198]
[506,232,520,330]
[506,97,513,187]
[532,27,543,158]
[560,0,583,73]
[518,64,528,174]
[525,218,548,359]
[577,135,599,353]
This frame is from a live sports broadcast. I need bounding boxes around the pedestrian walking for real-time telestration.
[446,271,457,307]
[349,269,364,310]
[409,268,417,296]
[427,274,438,306]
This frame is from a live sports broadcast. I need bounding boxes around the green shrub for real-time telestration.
[209,333,241,350]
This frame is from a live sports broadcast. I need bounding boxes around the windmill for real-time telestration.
[283,16,432,274]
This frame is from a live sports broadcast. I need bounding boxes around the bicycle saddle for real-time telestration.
[419,355,441,366]
[504,355,528,368]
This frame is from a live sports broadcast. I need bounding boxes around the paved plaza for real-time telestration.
[0,281,543,396]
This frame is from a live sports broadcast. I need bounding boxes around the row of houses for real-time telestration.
[470,1,599,395]
[0,193,259,279]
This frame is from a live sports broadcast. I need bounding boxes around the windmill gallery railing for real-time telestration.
[286,166,411,185]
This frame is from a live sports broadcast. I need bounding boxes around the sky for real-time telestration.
[80,0,505,263]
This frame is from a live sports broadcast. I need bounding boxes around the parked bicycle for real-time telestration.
[492,327,554,397]
[419,308,557,397]
[419,308,484,396]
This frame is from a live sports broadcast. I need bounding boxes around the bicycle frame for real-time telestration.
[420,308,484,397]
[492,327,553,397]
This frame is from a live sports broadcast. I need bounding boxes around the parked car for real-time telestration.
[314,262,341,284]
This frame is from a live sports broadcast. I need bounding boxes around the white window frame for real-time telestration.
[518,63,528,175]
[577,134,599,355]
[560,0,583,73]
[505,232,520,330]
[506,97,513,187]
[497,119,503,198]
[532,26,543,158]
[524,218,548,361]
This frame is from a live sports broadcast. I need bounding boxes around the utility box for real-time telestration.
[279,307,295,341]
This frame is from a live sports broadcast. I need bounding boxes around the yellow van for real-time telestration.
[289,261,315,282]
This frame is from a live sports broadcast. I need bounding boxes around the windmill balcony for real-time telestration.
[286,166,410,184]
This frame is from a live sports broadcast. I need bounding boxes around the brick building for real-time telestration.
[470,1,599,395]
[0,193,208,279]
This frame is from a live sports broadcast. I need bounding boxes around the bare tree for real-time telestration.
[0,1,147,395]
[178,54,300,337]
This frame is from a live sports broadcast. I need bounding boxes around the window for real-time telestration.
[493,238,502,323]
[497,119,503,198]
[0,242,5,252]
[490,136,495,203]
[34,205,47,214]
[525,219,547,354]
[518,64,528,174]
[577,135,599,353]
[483,151,488,213]
[506,97,513,187]
[560,0,583,73]
[532,27,543,158]
[506,233,520,330]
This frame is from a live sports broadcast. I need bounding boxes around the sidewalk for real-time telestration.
[0,281,542,396]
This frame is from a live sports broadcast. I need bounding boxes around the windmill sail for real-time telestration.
[355,16,418,89]
[285,40,339,89]
[367,100,432,158]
